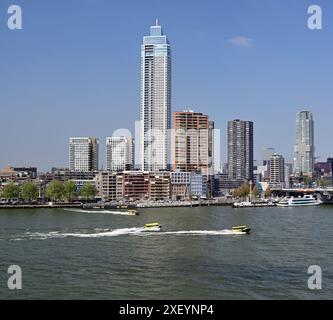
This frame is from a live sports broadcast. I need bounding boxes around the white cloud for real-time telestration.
[228,36,253,47]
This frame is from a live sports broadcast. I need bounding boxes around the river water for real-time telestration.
[0,205,332,299]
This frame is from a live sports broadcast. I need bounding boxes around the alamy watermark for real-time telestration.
[307,5,322,30]
[7,265,22,290]
[1,4,22,30]
[308,265,322,290]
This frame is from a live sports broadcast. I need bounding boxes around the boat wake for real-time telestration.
[63,208,134,215]
[14,227,245,240]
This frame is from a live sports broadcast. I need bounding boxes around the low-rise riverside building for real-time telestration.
[170,171,206,200]
[149,172,170,201]
[122,171,150,201]
[0,166,37,182]
[96,171,123,202]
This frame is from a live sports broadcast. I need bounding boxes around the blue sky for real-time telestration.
[0,0,332,171]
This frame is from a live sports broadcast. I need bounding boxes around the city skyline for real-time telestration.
[0,1,332,171]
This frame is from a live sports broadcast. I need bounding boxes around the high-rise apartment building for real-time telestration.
[294,111,314,176]
[106,136,134,171]
[173,110,211,176]
[140,21,171,171]
[69,137,99,172]
[227,119,254,182]
[268,153,285,185]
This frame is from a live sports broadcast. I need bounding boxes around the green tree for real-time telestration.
[233,183,250,199]
[45,181,65,202]
[265,187,272,198]
[303,176,313,188]
[251,186,260,198]
[63,181,77,203]
[239,183,250,198]
[317,178,330,188]
[79,182,96,200]
[21,181,39,202]
[1,181,21,199]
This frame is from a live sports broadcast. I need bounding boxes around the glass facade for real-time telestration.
[141,22,171,171]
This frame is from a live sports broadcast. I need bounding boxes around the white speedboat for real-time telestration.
[277,195,321,207]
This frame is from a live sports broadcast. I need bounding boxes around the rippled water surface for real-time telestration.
[0,206,332,299]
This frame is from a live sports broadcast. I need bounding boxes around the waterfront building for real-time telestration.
[96,171,171,202]
[0,166,37,182]
[294,111,314,177]
[69,137,99,172]
[95,171,123,202]
[170,171,191,200]
[190,172,206,199]
[173,110,210,176]
[123,171,150,201]
[141,20,171,171]
[149,172,170,201]
[213,173,243,196]
[106,136,134,171]
[170,171,205,200]
[268,153,285,188]
[51,169,97,181]
[314,159,333,187]
[36,169,98,200]
[227,119,254,182]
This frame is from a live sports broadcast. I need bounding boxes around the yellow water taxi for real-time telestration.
[144,223,162,230]
[232,225,251,234]
[127,209,139,215]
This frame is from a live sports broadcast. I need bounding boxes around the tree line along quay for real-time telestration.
[0,180,96,206]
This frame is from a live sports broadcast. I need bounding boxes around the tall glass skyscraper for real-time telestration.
[294,111,314,176]
[227,119,254,182]
[140,21,171,171]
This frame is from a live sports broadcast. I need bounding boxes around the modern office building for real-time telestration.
[268,153,285,187]
[106,136,134,171]
[69,137,99,172]
[294,111,314,176]
[140,20,171,172]
[173,110,210,176]
[227,119,254,182]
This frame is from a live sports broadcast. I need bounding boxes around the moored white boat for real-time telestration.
[277,195,321,207]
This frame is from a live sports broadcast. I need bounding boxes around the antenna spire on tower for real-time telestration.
[156,18,159,26]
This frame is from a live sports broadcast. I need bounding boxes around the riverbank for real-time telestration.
[0,199,234,210]
[0,204,83,209]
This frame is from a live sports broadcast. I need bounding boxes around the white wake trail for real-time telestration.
[63,208,134,215]
[24,227,146,239]
[20,228,245,240]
